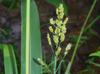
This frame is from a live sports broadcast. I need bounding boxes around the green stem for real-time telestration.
[54,56,57,74]
[64,0,97,74]
[44,64,52,73]
[56,55,66,73]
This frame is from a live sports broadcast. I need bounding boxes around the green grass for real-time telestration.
[21,0,42,74]
[65,0,97,74]
[0,44,18,74]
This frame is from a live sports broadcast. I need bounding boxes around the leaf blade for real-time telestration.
[21,0,42,74]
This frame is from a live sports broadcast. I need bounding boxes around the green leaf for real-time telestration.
[45,0,68,15]
[1,44,18,74]
[9,45,18,74]
[3,44,13,74]
[21,0,42,74]
[89,51,100,57]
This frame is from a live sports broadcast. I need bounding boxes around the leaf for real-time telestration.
[45,0,68,15]
[9,45,18,74]
[89,51,100,57]
[1,44,18,74]
[21,0,42,74]
[3,44,13,74]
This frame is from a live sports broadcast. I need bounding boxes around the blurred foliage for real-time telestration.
[0,25,12,43]
[69,15,100,47]
[90,50,100,58]
[0,0,19,9]
[87,47,100,68]
[78,66,97,74]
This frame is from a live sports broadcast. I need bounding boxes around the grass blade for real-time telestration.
[3,44,13,74]
[21,0,42,74]
[2,44,18,74]
[9,45,18,74]
[89,51,100,57]
[30,0,42,74]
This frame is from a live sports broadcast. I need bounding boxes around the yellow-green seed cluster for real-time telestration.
[47,4,71,56]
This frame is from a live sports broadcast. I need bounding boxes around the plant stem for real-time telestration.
[50,43,55,55]
[54,56,57,74]
[56,55,66,73]
[64,0,97,74]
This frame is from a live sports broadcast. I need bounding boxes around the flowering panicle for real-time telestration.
[36,4,72,74]
[36,4,73,74]
[47,4,71,56]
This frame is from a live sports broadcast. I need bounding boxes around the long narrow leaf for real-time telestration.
[89,51,100,57]
[2,44,18,74]
[21,0,26,74]
[3,44,13,74]
[9,45,18,74]
[21,0,42,74]
[30,0,42,74]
